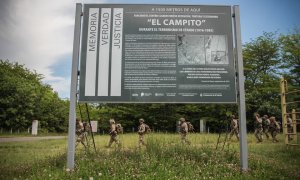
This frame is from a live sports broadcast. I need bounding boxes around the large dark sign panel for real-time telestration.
[79,4,236,103]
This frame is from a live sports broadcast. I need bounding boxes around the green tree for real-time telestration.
[243,32,280,86]
[279,28,300,87]
[0,60,69,132]
[279,28,300,115]
[242,32,282,129]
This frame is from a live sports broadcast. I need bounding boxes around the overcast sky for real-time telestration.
[0,0,299,98]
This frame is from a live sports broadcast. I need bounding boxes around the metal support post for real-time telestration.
[280,77,288,145]
[85,103,97,153]
[67,3,82,170]
[233,5,248,171]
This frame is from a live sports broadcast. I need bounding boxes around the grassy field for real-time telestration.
[0,133,299,179]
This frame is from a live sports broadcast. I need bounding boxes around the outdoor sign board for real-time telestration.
[90,121,98,132]
[79,4,236,103]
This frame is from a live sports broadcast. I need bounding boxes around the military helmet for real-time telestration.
[179,117,185,122]
[139,118,144,123]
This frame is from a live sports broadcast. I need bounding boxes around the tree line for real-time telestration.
[0,29,299,133]
[0,60,69,133]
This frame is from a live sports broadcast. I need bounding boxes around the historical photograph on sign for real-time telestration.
[177,34,206,65]
[205,35,229,65]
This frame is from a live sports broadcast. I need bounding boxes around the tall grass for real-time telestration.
[0,133,299,179]
[0,139,66,179]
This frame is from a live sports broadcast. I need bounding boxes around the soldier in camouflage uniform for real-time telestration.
[107,118,120,148]
[76,118,86,147]
[229,115,239,141]
[138,118,146,147]
[269,116,280,143]
[179,117,190,144]
[254,114,263,143]
[76,118,84,134]
[262,115,270,139]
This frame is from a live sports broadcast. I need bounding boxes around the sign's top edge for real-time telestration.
[82,4,234,8]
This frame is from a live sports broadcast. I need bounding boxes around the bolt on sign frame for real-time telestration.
[67,3,248,171]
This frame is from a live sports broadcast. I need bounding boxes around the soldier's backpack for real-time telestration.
[83,122,90,132]
[186,122,195,132]
[144,124,151,133]
[275,121,281,131]
[116,123,123,134]
[255,118,263,128]
[266,119,270,126]
[262,118,270,127]
[231,119,238,129]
